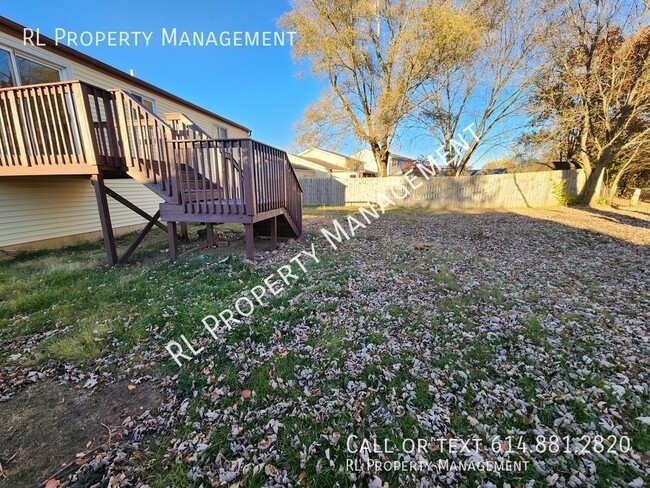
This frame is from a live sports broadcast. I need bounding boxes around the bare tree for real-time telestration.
[605,135,650,204]
[530,0,650,204]
[281,0,481,176]
[416,0,542,176]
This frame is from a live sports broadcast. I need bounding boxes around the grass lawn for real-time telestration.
[0,205,648,487]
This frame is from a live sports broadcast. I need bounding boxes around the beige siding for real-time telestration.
[0,178,163,248]
[287,154,330,178]
[69,62,249,138]
[293,168,315,178]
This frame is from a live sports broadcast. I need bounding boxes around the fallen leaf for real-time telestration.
[240,389,252,399]
[127,384,137,391]
[45,480,61,488]
[298,471,307,486]
[264,464,277,476]
[258,438,271,450]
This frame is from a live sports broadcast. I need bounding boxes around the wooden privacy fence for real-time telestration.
[300,170,585,208]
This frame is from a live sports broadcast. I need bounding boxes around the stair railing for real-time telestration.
[112,90,179,202]
[168,138,248,215]
[164,112,211,140]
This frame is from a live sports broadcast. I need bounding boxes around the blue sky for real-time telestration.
[3,0,320,150]
[3,0,507,164]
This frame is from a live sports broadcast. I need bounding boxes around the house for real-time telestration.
[469,168,509,175]
[0,16,302,263]
[287,153,333,178]
[350,149,416,176]
[297,148,376,178]
[517,161,581,172]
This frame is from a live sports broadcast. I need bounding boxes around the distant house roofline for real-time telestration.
[296,156,345,171]
[300,147,351,160]
[0,16,251,135]
[390,153,414,161]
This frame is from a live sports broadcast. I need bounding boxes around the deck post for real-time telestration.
[167,221,178,262]
[91,173,118,266]
[270,216,278,250]
[244,224,255,260]
[206,223,215,247]
[241,140,257,261]
[179,222,189,241]
[241,140,257,216]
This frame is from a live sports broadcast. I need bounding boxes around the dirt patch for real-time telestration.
[0,379,164,488]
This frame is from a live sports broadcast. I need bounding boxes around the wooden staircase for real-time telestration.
[253,211,299,239]
[0,80,303,263]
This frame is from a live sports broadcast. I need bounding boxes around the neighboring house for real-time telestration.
[298,148,376,178]
[287,154,332,179]
[517,161,581,172]
[350,149,416,176]
[0,16,302,263]
[469,168,509,175]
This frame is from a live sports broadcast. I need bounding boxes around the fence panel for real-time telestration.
[299,170,585,208]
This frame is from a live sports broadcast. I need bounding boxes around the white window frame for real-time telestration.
[0,35,72,85]
[212,123,228,139]
[128,91,157,113]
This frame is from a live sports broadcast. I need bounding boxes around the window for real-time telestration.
[129,92,156,112]
[212,123,228,139]
[15,55,61,85]
[0,46,63,87]
[0,49,15,87]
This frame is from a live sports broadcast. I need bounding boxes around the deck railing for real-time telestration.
[112,89,177,199]
[0,80,302,229]
[164,113,210,140]
[1,81,86,168]
[251,140,303,233]
[167,138,302,228]
[168,139,246,214]
[0,81,124,170]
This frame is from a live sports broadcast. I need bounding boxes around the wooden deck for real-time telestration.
[0,80,303,264]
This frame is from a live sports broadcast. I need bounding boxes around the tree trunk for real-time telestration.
[371,142,389,177]
[580,162,606,205]
[607,168,625,206]
[580,147,613,205]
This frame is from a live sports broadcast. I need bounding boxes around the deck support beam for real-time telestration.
[168,221,178,262]
[91,174,117,266]
[244,224,254,261]
[104,186,167,232]
[118,211,161,264]
[206,224,215,247]
[270,217,278,251]
[179,222,189,241]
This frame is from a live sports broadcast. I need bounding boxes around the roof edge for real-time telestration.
[0,16,251,135]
